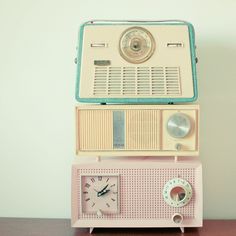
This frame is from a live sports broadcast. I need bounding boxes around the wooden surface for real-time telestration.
[0,218,236,236]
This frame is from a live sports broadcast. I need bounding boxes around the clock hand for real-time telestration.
[99,189,110,197]
[100,184,109,193]
[97,188,110,197]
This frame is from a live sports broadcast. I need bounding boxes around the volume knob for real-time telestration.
[172,213,183,224]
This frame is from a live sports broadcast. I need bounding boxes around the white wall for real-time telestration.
[0,0,236,219]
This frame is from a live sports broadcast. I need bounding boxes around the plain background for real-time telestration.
[0,0,236,219]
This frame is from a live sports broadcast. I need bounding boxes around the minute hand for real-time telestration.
[100,184,109,193]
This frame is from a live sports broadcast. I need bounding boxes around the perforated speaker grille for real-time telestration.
[93,67,181,96]
[78,110,113,150]
[76,168,195,219]
[126,110,160,150]
[78,109,161,150]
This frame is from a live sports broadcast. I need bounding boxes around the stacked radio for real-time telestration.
[72,20,202,233]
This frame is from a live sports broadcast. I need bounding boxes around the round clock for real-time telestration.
[119,27,155,64]
[81,174,119,216]
[163,178,193,207]
[167,113,191,139]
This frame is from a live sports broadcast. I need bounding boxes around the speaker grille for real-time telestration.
[126,110,160,150]
[78,109,161,151]
[76,168,196,219]
[78,110,113,150]
[93,66,181,96]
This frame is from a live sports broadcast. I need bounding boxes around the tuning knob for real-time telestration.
[119,27,155,64]
[163,178,193,207]
[167,113,191,138]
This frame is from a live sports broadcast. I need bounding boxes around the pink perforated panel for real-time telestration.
[75,167,196,220]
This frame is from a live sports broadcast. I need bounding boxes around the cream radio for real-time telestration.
[75,20,198,104]
[71,157,202,233]
[76,104,199,157]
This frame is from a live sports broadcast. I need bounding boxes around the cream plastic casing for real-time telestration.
[71,157,203,229]
[76,22,198,103]
[76,104,199,157]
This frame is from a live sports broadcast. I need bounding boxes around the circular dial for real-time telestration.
[163,178,193,207]
[167,113,191,138]
[81,175,119,215]
[119,27,155,64]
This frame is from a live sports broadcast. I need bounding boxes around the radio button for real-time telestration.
[172,213,183,224]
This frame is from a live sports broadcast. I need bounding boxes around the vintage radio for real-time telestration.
[75,20,198,104]
[76,104,199,157]
[71,157,202,233]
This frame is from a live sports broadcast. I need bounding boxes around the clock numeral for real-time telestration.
[106,178,109,182]
[98,176,102,181]
[92,202,95,207]
[91,178,95,183]
[85,198,90,202]
[106,203,110,208]
[110,184,115,188]
[113,191,118,194]
[85,183,90,188]
[83,191,88,194]
[111,198,116,201]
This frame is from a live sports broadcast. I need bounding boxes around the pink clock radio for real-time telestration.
[71,157,202,233]
[76,104,199,157]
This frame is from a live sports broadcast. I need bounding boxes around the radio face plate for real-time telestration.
[71,158,202,228]
[76,105,199,156]
[76,21,197,103]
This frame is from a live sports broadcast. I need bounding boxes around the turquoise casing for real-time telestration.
[75,21,198,104]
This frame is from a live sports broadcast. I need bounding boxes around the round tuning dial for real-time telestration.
[167,113,191,138]
[119,27,155,64]
[163,178,193,207]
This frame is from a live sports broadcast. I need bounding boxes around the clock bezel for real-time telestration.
[80,173,120,215]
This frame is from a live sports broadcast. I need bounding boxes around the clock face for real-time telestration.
[81,174,119,216]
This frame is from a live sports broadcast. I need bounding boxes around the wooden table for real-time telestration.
[0,218,236,236]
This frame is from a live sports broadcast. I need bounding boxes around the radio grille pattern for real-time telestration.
[93,66,181,96]
[76,168,196,219]
[78,110,113,150]
[126,110,160,150]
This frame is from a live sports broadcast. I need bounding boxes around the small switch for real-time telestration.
[172,213,183,224]
[167,43,184,48]
[91,43,108,48]
[175,143,182,151]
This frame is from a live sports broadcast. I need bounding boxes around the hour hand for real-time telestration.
[97,189,110,197]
